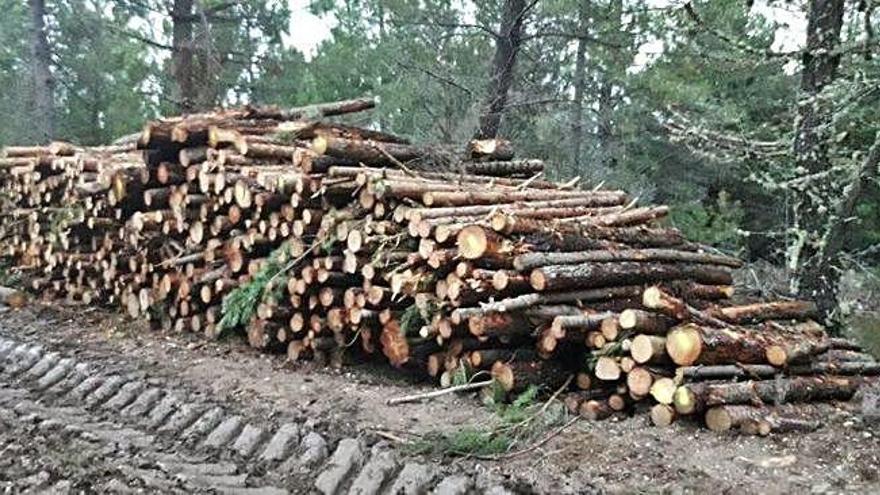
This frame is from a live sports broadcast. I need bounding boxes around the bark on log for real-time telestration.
[665,322,827,367]
[530,262,733,292]
[462,159,543,176]
[710,301,819,324]
[680,376,858,412]
[513,248,742,272]
[423,189,626,207]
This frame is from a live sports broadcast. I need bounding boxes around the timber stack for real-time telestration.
[0,97,876,435]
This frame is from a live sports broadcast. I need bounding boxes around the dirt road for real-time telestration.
[0,304,878,494]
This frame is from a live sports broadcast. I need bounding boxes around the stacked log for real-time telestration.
[1,96,876,434]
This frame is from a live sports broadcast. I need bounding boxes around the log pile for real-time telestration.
[1,97,876,434]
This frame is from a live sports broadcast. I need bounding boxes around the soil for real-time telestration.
[1,302,879,494]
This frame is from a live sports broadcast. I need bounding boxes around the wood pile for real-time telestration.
[1,97,877,434]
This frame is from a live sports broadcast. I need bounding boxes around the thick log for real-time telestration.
[710,301,819,324]
[665,322,827,367]
[490,359,570,393]
[651,404,676,427]
[423,188,626,207]
[630,335,668,364]
[530,262,733,292]
[313,135,459,167]
[250,97,377,120]
[525,225,687,251]
[675,376,859,415]
[457,285,643,318]
[467,139,515,161]
[513,248,742,272]
[618,309,672,335]
[462,159,543,176]
[676,361,880,382]
[704,404,823,434]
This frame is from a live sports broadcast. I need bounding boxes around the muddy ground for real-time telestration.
[1,303,879,494]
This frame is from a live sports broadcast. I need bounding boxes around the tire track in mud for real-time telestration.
[0,330,523,494]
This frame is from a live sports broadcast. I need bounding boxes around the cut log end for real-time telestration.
[649,377,677,405]
[651,404,676,428]
[665,324,702,366]
[456,225,493,260]
[490,361,515,392]
[704,407,733,432]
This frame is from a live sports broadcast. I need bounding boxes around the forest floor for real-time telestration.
[0,303,879,494]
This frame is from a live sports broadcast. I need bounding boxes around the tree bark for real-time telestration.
[473,0,528,139]
[28,0,54,143]
[172,0,196,113]
[530,261,733,292]
[513,248,742,272]
[569,0,590,174]
[791,0,846,321]
[684,376,858,412]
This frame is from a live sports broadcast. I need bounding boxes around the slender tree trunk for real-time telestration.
[474,0,528,139]
[28,0,54,143]
[595,0,623,173]
[791,0,845,323]
[569,0,590,175]
[172,0,196,114]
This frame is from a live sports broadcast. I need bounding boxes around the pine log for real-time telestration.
[513,248,742,272]
[677,376,858,415]
[666,322,827,367]
[457,285,643,317]
[630,335,668,364]
[490,359,570,393]
[710,301,819,324]
[619,309,673,335]
[676,361,880,382]
[461,159,544,176]
[467,139,515,161]
[704,404,823,434]
[423,189,626,207]
[530,262,733,292]
[651,404,676,427]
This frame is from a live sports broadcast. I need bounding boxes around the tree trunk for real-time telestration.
[28,0,54,143]
[172,0,196,113]
[473,0,528,139]
[569,0,590,174]
[791,0,845,322]
[595,0,623,174]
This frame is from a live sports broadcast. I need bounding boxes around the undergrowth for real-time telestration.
[406,384,570,458]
